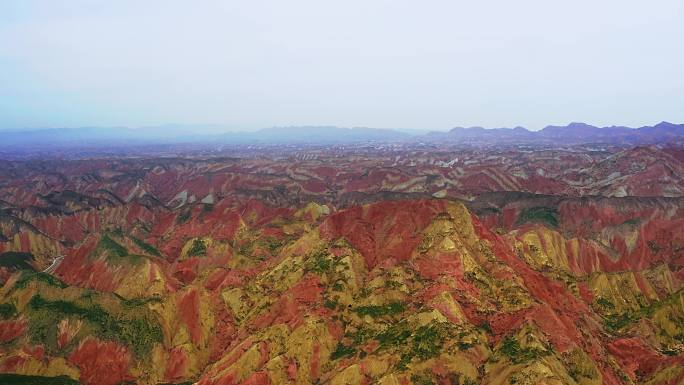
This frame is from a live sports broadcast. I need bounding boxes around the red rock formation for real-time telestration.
[68,338,132,385]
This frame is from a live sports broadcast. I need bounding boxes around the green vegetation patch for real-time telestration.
[603,313,634,333]
[516,207,559,228]
[187,238,207,256]
[305,248,335,274]
[410,324,443,360]
[499,336,548,364]
[410,373,437,385]
[0,374,81,385]
[0,302,17,319]
[597,291,684,334]
[344,321,459,369]
[15,272,68,290]
[0,251,36,271]
[376,321,412,348]
[118,295,163,308]
[393,322,458,368]
[131,236,161,257]
[595,297,615,310]
[324,298,339,310]
[348,327,376,345]
[27,294,162,357]
[330,342,357,360]
[354,301,405,317]
[263,236,287,253]
[96,234,128,258]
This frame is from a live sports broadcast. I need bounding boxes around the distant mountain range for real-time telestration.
[1,121,683,148]
[427,121,684,145]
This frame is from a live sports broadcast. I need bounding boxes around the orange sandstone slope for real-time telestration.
[0,195,683,385]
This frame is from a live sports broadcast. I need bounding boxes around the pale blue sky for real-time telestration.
[1,0,683,131]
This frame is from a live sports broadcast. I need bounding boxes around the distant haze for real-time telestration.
[1,1,683,131]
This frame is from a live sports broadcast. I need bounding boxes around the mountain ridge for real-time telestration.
[2,122,684,148]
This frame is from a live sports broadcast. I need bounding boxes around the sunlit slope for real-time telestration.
[1,197,682,385]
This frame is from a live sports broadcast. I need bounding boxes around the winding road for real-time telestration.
[42,255,64,274]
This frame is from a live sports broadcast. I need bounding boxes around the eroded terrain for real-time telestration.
[0,144,683,385]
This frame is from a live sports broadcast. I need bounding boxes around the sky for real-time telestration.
[0,0,683,131]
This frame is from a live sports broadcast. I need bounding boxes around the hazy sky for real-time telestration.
[1,1,683,131]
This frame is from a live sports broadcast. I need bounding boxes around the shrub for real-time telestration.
[131,237,161,257]
[330,343,356,360]
[604,313,633,332]
[410,373,437,385]
[306,248,333,273]
[0,302,17,319]
[596,297,615,310]
[411,325,442,360]
[499,336,547,364]
[376,322,412,348]
[187,238,207,256]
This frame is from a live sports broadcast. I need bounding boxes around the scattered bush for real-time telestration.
[306,248,333,273]
[376,322,411,348]
[499,336,547,364]
[411,325,442,360]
